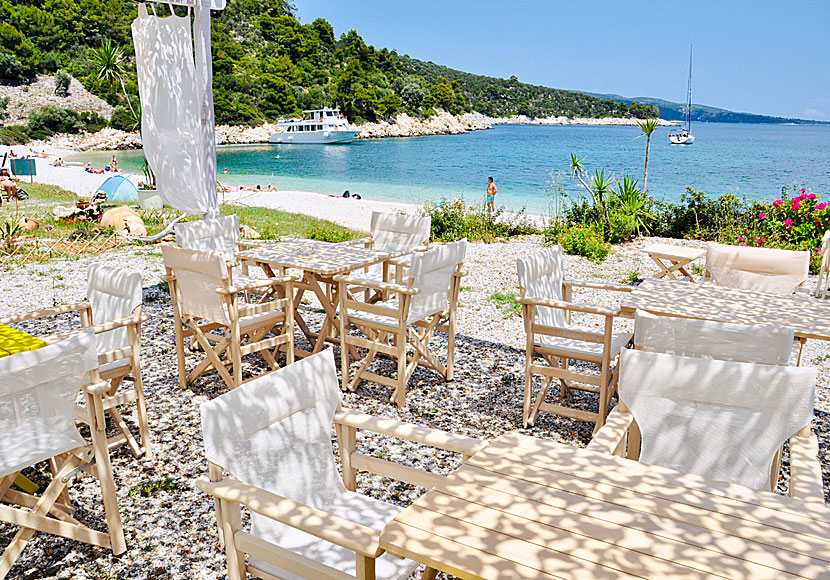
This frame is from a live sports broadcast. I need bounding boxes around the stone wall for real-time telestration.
[356,112,490,139]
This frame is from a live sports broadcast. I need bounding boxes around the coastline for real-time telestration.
[34,111,677,152]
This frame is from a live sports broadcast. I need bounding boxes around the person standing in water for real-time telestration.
[486,176,497,212]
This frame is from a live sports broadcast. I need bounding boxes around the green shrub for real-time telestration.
[0,96,7,120]
[110,105,137,131]
[488,291,521,318]
[607,208,637,244]
[0,126,30,145]
[80,111,108,133]
[307,225,354,243]
[0,51,28,84]
[26,105,85,139]
[554,225,610,263]
[422,198,539,243]
[54,69,71,97]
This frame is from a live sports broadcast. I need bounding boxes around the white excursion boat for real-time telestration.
[669,46,695,145]
[269,108,360,144]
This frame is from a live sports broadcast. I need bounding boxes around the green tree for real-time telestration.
[89,39,137,120]
[569,153,612,235]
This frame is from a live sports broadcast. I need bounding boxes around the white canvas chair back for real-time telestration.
[201,349,344,512]
[618,349,815,490]
[87,264,142,356]
[407,240,466,323]
[634,310,794,365]
[175,214,240,264]
[370,211,431,253]
[704,242,810,295]
[162,245,230,325]
[516,245,567,329]
[0,328,97,478]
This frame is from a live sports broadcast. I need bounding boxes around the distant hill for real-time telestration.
[583,92,829,125]
[396,55,658,119]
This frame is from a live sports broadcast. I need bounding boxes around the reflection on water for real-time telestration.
[69,123,830,213]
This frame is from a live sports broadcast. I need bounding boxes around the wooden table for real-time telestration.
[642,243,705,282]
[237,239,407,356]
[621,277,830,341]
[380,432,830,579]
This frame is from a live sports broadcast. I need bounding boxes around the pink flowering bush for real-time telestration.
[763,186,830,246]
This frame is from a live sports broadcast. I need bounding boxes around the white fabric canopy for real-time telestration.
[132,5,215,214]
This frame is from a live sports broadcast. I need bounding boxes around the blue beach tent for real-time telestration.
[96,173,140,202]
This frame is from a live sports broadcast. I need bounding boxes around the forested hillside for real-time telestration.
[1,0,656,128]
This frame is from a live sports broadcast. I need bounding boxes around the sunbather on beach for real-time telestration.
[0,169,20,205]
[84,162,104,174]
[52,157,64,167]
[265,183,277,192]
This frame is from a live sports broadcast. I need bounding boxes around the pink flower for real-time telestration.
[817,203,827,210]
[783,218,793,226]
[801,188,807,193]
[792,200,802,210]
[816,219,821,226]
[807,193,817,199]
[737,236,745,242]
[741,243,748,246]
[758,236,765,242]
[758,212,767,219]
[773,199,783,207]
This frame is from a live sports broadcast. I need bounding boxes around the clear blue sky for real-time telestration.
[294,0,830,120]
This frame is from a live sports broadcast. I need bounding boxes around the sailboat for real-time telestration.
[669,46,695,145]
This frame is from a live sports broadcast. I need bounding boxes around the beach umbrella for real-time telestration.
[96,173,140,202]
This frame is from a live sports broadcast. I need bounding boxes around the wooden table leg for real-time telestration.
[648,254,675,280]
[306,273,340,354]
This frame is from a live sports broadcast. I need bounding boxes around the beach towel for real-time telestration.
[132,5,211,214]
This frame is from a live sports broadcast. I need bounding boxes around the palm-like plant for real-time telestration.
[635,118,659,192]
[90,39,137,120]
[569,153,612,234]
[613,176,655,235]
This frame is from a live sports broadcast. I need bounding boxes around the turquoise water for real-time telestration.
[75,122,830,213]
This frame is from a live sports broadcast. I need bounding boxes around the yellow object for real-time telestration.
[13,474,38,494]
[0,323,47,358]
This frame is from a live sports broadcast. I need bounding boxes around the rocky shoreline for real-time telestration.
[37,110,674,152]
[463,112,678,127]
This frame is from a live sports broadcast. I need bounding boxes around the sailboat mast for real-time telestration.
[686,45,693,132]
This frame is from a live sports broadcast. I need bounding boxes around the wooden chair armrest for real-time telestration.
[218,276,295,294]
[788,430,825,502]
[0,301,90,325]
[238,240,265,249]
[340,236,373,247]
[563,279,634,293]
[334,409,486,457]
[333,275,419,295]
[82,380,111,395]
[90,313,147,334]
[586,408,635,456]
[195,475,384,558]
[516,296,621,317]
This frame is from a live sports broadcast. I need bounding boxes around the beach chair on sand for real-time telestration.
[634,309,801,365]
[175,214,264,286]
[589,348,823,499]
[816,230,830,298]
[0,264,151,458]
[702,242,810,295]
[516,245,633,432]
[336,241,466,407]
[162,245,295,390]
[195,349,483,580]
[0,329,126,579]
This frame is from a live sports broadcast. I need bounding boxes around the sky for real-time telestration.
[294,0,830,121]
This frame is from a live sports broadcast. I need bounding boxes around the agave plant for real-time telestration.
[568,153,612,235]
[1,220,22,252]
[613,176,655,235]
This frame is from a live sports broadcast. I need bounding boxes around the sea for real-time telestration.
[73,122,830,214]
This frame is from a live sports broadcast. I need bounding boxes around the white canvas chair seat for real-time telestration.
[538,328,632,359]
[816,230,830,298]
[589,349,820,495]
[163,244,295,390]
[518,245,633,431]
[195,350,478,580]
[634,310,797,365]
[338,241,467,407]
[0,329,126,578]
[251,492,416,580]
[703,242,810,295]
